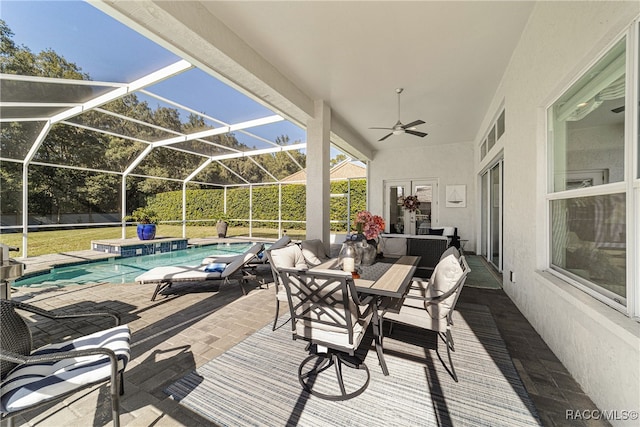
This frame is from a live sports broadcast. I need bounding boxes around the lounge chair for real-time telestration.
[135,243,264,301]
[201,235,291,266]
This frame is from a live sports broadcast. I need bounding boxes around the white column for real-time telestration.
[306,100,331,243]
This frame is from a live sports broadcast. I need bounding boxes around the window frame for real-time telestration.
[545,22,639,318]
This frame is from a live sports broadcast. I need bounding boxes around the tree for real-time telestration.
[331,154,348,167]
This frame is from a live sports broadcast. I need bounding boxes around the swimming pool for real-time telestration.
[15,242,259,288]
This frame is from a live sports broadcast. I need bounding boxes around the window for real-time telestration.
[497,110,505,139]
[547,36,633,311]
[480,108,505,160]
[549,38,626,192]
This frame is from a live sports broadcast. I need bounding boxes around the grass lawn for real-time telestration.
[0,225,308,257]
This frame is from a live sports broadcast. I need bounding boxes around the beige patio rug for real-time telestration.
[165,303,541,426]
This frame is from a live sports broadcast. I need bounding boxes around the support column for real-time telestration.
[306,100,331,243]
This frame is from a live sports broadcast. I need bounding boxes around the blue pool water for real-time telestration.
[15,242,258,288]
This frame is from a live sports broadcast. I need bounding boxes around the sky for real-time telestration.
[0,0,309,148]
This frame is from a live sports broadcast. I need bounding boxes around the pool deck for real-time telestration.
[3,246,607,427]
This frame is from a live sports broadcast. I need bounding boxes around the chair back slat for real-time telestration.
[1,300,33,379]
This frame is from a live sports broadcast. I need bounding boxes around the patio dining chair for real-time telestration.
[265,243,308,330]
[383,253,470,382]
[0,299,130,427]
[278,267,374,400]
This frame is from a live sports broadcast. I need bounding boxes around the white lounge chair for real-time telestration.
[201,235,291,266]
[135,243,264,301]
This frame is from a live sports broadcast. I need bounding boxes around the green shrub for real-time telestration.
[146,179,366,230]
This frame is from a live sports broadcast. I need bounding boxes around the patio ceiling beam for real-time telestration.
[184,158,213,183]
[208,142,306,162]
[0,102,81,108]
[49,59,192,125]
[92,107,247,155]
[0,73,125,88]
[151,114,284,148]
[60,121,152,145]
[140,88,284,149]
[123,145,154,176]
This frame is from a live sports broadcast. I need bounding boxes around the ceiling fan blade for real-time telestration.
[405,130,428,138]
[378,133,393,141]
[369,127,394,130]
[402,119,425,129]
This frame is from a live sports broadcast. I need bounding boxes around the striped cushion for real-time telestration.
[1,325,130,413]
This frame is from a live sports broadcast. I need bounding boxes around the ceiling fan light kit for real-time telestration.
[370,88,428,141]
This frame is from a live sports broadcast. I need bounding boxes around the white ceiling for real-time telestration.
[95,1,536,155]
[200,1,535,150]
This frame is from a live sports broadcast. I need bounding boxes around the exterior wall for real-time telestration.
[368,141,475,250]
[477,1,640,423]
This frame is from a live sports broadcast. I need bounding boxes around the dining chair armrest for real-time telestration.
[9,300,121,326]
[403,282,462,304]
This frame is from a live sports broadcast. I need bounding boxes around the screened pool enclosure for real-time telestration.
[0,16,361,257]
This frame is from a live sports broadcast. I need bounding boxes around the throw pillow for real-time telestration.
[425,254,463,318]
[204,263,226,273]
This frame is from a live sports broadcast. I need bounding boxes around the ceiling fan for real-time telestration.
[370,88,428,141]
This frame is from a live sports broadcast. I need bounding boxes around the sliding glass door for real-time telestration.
[481,161,503,271]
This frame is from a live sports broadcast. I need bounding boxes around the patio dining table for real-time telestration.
[312,255,420,376]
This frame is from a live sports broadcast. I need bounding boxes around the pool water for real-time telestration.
[15,242,258,288]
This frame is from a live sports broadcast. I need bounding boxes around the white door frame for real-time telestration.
[383,179,439,235]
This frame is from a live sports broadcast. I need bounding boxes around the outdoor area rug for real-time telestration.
[464,255,503,289]
[165,303,541,426]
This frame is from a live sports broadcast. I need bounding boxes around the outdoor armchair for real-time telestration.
[383,253,470,382]
[278,267,374,400]
[0,299,130,427]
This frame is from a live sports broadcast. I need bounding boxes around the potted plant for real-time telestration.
[124,207,158,240]
[216,214,229,238]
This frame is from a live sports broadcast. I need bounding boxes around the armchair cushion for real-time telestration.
[270,244,308,271]
[1,325,130,413]
[301,239,330,266]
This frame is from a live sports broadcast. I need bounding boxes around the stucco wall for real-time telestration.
[478,1,640,423]
[368,141,475,250]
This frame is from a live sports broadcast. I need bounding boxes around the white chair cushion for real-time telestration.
[270,245,308,271]
[301,239,330,266]
[296,311,372,351]
[269,245,309,299]
[439,246,461,261]
[425,254,463,318]
[0,325,131,413]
